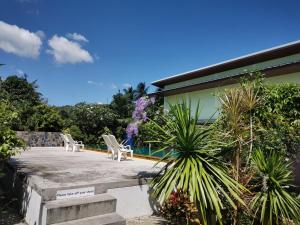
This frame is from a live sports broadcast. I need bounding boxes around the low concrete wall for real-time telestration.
[16,131,63,147]
[107,185,158,219]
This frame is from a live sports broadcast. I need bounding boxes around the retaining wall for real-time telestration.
[16,131,63,147]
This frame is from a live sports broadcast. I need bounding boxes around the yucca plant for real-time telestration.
[251,150,300,225]
[241,84,261,169]
[148,100,245,225]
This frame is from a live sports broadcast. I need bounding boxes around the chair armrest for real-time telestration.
[120,144,131,150]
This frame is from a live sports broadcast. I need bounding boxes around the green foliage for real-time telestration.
[0,101,25,161]
[110,82,150,118]
[254,83,300,159]
[159,189,200,225]
[63,125,84,141]
[216,76,300,225]
[59,103,119,144]
[27,104,64,132]
[0,75,63,132]
[256,83,300,121]
[133,82,149,100]
[135,105,164,148]
[0,75,42,107]
[251,150,300,225]
[110,90,134,118]
[149,101,245,225]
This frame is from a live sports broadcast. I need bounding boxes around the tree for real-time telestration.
[64,103,119,144]
[27,104,64,132]
[110,91,134,118]
[0,75,44,131]
[133,82,149,100]
[123,86,134,101]
[0,75,42,107]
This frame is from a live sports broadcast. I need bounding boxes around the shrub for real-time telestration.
[254,83,300,159]
[216,76,300,225]
[149,101,245,225]
[159,189,200,225]
[0,101,25,161]
[27,104,64,132]
[251,150,300,225]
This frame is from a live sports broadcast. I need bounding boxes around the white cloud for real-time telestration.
[123,83,132,88]
[66,33,89,43]
[35,30,45,39]
[16,69,24,75]
[111,84,118,89]
[47,35,93,64]
[0,21,42,58]
[87,80,103,86]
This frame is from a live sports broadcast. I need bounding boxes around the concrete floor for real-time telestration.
[0,216,165,225]
[2,147,166,225]
[8,147,162,200]
[127,216,165,225]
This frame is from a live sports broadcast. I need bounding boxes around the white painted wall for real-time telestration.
[22,186,42,225]
[107,185,156,219]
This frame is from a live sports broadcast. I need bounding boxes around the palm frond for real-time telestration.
[251,150,300,225]
[148,100,246,225]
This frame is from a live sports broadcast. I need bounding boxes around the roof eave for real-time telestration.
[152,40,300,88]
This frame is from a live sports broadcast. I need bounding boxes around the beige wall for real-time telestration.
[164,72,300,120]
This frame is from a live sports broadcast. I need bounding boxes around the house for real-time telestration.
[151,40,300,121]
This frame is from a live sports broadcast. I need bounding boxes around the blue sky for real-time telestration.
[0,0,299,105]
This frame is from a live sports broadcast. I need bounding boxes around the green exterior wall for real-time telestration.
[164,72,300,120]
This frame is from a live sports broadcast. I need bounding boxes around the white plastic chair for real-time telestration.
[66,134,84,152]
[60,134,72,152]
[102,135,116,159]
[108,135,133,162]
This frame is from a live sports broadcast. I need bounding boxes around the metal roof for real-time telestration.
[152,40,300,88]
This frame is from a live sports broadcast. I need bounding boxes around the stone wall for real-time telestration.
[16,131,64,147]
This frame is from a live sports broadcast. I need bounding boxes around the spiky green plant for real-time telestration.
[251,150,300,225]
[148,100,245,225]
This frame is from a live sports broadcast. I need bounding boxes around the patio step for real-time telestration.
[43,193,117,224]
[52,213,126,225]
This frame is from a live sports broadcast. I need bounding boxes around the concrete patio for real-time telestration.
[2,147,162,225]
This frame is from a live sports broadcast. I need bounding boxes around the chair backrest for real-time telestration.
[102,135,110,146]
[102,135,113,150]
[108,135,120,149]
[60,133,69,144]
[66,134,75,144]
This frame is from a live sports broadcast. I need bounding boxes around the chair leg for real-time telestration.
[118,151,121,162]
[111,151,114,160]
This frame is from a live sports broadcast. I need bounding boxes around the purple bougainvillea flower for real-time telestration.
[126,96,155,138]
[150,96,156,104]
[126,122,139,138]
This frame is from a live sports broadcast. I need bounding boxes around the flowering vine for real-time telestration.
[126,96,155,138]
